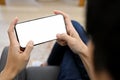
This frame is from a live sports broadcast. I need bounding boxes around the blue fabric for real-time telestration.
[58,48,83,80]
[71,20,88,44]
[48,20,89,80]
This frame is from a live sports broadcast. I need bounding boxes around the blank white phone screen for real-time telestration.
[15,15,66,48]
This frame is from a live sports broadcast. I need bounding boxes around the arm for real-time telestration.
[54,10,96,79]
[77,41,96,80]
[0,68,16,80]
[0,18,33,80]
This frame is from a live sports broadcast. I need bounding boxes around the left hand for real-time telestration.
[0,17,34,80]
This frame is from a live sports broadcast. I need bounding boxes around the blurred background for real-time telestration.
[0,0,85,67]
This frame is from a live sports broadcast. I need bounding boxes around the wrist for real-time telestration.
[0,67,17,80]
[78,40,88,57]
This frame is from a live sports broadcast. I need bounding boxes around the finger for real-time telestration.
[24,41,34,57]
[8,17,18,45]
[57,39,67,46]
[54,10,72,26]
[57,33,71,43]
[54,10,69,19]
[54,10,76,34]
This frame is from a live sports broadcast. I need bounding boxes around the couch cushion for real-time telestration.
[26,66,59,80]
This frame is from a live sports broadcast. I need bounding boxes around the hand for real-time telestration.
[54,10,88,54]
[0,17,34,80]
[54,11,94,80]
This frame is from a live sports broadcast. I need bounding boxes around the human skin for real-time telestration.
[0,10,112,80]
[0,17,34,80]
[55,10,112,80]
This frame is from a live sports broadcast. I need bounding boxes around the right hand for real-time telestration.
[54,10,87,54]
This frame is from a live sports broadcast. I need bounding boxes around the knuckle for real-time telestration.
[62,33,67,37]
[24,56,29,62]
[27,43,33,48]
[7,29,10,34]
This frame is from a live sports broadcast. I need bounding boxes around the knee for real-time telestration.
[71,20,89,44]
[71,20,86,36]
[71,20,84,31]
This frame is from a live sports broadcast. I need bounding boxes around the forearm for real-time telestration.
[0,68,17,80]
[78,53,95,80]
[77,43,96,80]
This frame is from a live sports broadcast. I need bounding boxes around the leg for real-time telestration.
[47,20,89,80]
[72,20,88,44]
[47,43,67,66]
[58,20,89,80]
[72,20,90,79]
[58,48,83,80]
[58,48,89,80]
[47,20,88,66]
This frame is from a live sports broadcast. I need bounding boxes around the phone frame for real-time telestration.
[14,14,67,48]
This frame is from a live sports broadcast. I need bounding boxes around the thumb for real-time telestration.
[57,33,71,42]
[24,41,34,56]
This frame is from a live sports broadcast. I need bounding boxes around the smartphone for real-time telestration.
[14,14,66,48]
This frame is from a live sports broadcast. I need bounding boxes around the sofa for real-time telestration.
[0,47,60,80]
